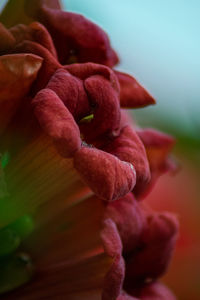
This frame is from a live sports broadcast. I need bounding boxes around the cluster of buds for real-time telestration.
[0,1,179,299]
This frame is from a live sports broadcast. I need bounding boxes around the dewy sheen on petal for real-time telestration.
[114,71,156,108]
[0,53,42,135]
[74,146,136,201]
[32,88,81,158]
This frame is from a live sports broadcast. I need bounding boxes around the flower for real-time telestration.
[0,0,179,299]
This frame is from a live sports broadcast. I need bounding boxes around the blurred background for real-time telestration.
[63,1,200,299]
[0,0,199,298]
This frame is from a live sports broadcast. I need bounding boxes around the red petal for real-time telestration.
[117,292,138,300]
[81,75,120,142]
[32,88,81,157]
[13,40,61,92]
[24,1,119,66]
[64,63,120,93]
[105,193,145,254]
[0,23,15,52]
[133,282,176,300]
[101,219,125,300]
[29,22,57,58]
[10,22,57,58]
[102,125,151,196]
[125,211,179,284]
[9,24,32,44]
[136,128,176,198]
[46,68,90,120]
[115,71,156,108]
[0,53,42,134]
[74,146,136,201]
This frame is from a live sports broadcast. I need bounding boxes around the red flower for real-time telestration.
[0,0,178,298]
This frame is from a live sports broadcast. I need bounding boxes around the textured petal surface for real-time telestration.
[74,146,136,201]
[105,193,145,253]
[82,75,120,141]
[115,71,155,108]
[65,62,120,92]
[13,40,61,92]
[125,211,179,285]
[32,88,81,157]
[101,219,125,300]
[24,1,118,66]
[0,1,179,298]
[103,125,151,197]
[10,22,57,58]
[46,68,90,120]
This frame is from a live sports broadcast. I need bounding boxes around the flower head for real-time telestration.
[0,0,178,299]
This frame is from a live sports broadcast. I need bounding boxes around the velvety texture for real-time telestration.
[0,1,178,299]
[114,71,156,108]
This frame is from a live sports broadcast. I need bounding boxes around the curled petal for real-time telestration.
[9,24,32,44]
[101,219,125,300]
[24,1,119,66]
[81,75,120,141]
[115,71,155,108]
[13,40,61,92]
[136,128,176,197]
[0,23,15,52]
[74,146,136,201]
[65,62,120,93]
[0,53,42,135]
[46,69,90,120]
[10,22,57,58]
[32,88,81,157]
[29,22,57,58]
[103,125,151,197]
[125,211,179,285]
[105,193,145,254]
[137,129,175,155]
